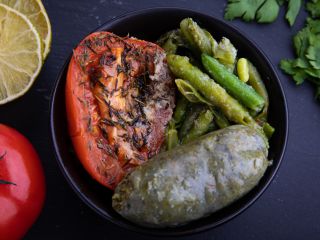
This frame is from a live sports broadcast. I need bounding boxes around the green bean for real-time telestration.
[209,107,230,129]
[166,128,179,150]
[175,79,212,105]
[173,95,189,126]
[165,120,179,150]
[178,104,205,139]
[262,122,275,139]
[175,78,230,129]
[202,54,265,113]
[247,61,274,135]
[180,18,214,56]
[175,79,230,129]
[167,54,254,125]
[181,110,214,144]
[247,60,269,123]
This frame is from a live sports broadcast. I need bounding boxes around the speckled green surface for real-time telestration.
[113,125,269,227]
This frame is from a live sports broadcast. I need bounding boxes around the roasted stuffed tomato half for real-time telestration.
[66,32,175,190]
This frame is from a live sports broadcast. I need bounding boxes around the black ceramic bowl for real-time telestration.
[50,8,288,236]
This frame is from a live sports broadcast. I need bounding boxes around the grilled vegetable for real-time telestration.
[175,79,212,105]
[172,94,189,126]
[166,128,179,150]
[178,103,205,139]
[167,54,254,125]
[180,18,215,56]
[66,32,175,190]
[214,37,237,71]
[175,79,230,130]
[210,107,230,129]
[202,54,265,113]
[262,122,275,139]
[165,120,179,150]
[247,60,269,123]
[112,125,269,227]
[181,109,213,144]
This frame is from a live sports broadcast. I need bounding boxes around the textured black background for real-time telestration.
[0,0,319,239]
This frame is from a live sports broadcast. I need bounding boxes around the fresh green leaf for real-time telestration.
[292,70,308,85]
[257,0,280,23]
[305,68,320,78]
[280,59,296,75]
[306,0,320,18]
[293,27,310,57]
[224,0,266,21]
[292,58,309,69]
[280,59,307,84]
[285,0,302,26]
[279,0,320,101]
[224,0,302,26]
[306,40,320,69]
[306,18,320,34]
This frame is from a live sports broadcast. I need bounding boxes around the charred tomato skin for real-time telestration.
[66,32,175,190]
[0,124,46,240]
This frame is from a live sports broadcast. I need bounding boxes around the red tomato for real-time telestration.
[0,124,45,240]
[66,32,175,190]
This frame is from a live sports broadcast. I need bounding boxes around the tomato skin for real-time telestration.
[0,124,45,240]
[66,32,175,190]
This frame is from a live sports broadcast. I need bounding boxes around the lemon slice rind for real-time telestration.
[0,3,42,105]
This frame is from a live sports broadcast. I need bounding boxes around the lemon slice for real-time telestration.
[0,3,42,104]
[0,0,52,58]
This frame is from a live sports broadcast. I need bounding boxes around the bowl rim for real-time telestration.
[50,7,288,237]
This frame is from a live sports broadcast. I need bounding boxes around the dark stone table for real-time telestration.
[0,0,319,239]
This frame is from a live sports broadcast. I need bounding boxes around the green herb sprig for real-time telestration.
[280,2,320,100]
[224,0,302,26]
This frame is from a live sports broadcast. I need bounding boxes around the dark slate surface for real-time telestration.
[0,0,319,239]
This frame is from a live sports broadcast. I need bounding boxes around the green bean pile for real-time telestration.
[158,18,274,150]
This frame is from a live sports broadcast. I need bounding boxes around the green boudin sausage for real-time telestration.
[112,125,269,227]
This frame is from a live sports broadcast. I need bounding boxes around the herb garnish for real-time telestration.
[224,0,302,26]
[280,5,320,100]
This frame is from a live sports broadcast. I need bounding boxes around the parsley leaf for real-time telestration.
[280,59,307,84]
[224,0,302,26]
[224,0,266,22]
[285,0,302,26]
[293,27,310,57]
[306,0,320,18]
[280,9,320,101]
[306,37,320,69]
[257,0,280,23]
[223,0,320,101]
[306,18,320,34]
